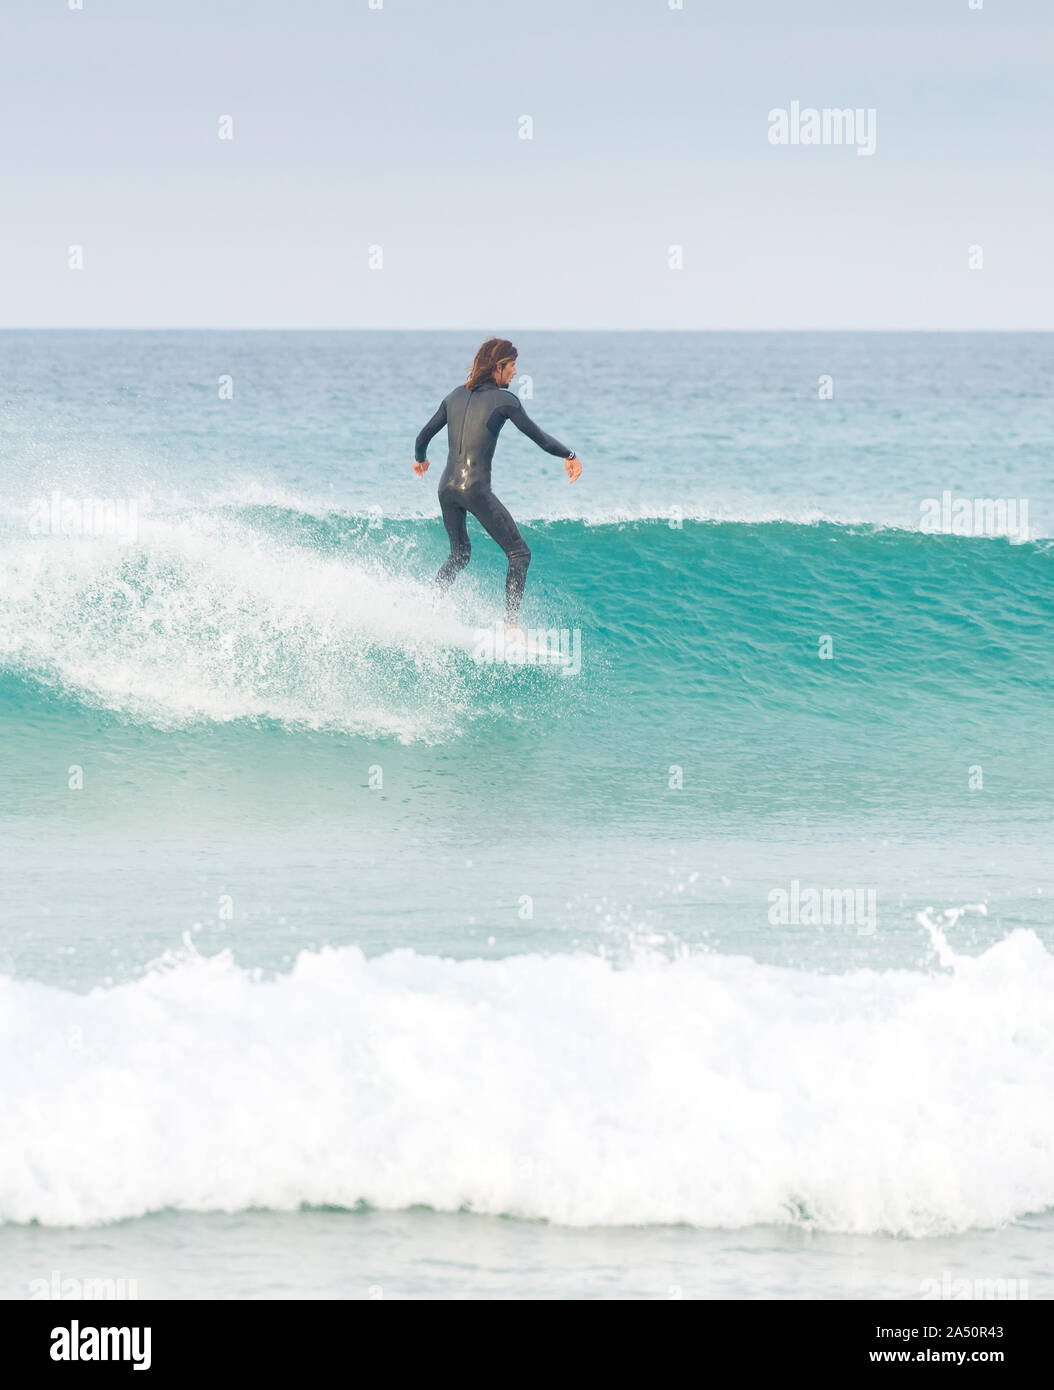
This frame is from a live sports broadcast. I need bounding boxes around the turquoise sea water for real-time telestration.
[1,332,1052,1298]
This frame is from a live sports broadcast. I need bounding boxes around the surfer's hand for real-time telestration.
[413,458,430,476]
[565,456,582,483]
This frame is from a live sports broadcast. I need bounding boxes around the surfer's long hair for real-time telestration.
[466,337,517,391]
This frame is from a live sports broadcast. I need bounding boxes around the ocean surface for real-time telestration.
[1,331,1052,1299]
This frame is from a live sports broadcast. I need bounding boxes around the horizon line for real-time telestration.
[1,326,1051,334]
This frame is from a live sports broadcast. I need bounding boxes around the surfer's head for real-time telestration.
[467,338,517,390]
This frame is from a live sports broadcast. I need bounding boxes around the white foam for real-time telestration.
[530,502,880,528]
[1,919,1051,1233]
[10,489,1034,538]
[0,508,483,741]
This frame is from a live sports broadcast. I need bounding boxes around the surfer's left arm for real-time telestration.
[506,396,578,476]
[413,399,448,474]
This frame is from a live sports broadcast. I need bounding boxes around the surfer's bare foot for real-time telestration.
[504,622,524,638]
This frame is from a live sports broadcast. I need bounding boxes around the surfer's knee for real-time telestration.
[508,542,531,570]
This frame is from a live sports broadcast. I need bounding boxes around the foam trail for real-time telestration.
[0,509,483,742]
[1,922,1052,1232]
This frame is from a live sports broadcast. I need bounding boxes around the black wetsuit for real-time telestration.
[415,382,574,623]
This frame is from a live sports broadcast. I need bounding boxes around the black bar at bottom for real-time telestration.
[0,1297,1042,1379]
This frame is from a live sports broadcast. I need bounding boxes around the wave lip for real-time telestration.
[1,922,1051,1233]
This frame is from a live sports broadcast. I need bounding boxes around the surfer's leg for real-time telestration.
[465,489,531,624]
[436,493,471,591]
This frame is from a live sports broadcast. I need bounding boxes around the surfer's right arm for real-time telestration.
[414,399,448,474]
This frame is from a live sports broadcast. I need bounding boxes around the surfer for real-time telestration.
[413,338,582,630]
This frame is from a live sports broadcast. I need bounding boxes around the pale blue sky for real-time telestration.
[1,0,1051,328]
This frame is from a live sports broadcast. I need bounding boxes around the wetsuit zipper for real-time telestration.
[458,388,472,459]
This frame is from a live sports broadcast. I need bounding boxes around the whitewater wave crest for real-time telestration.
[1,918,1051,1233]
[0,506,510,742]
